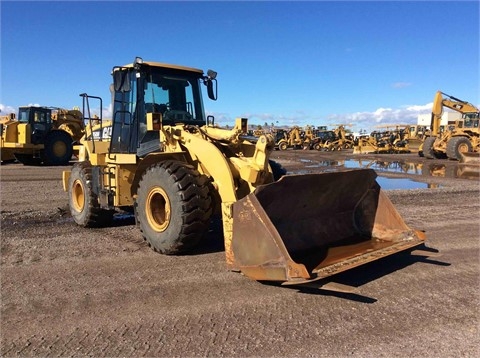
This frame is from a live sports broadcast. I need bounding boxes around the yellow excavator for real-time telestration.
[422,91,479,161]
[63,57,427,287]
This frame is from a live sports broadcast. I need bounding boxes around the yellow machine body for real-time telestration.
[63,58,426,285]
[423,91,479,160]
[1,106,85,165]
[354,125,412,155]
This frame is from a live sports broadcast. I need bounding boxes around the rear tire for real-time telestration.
[43,130,73,165]
[135,160,212,254]
[278,142,288,151]
[446,136,472,161]
[422,137,437,159]
[69,162,114,227]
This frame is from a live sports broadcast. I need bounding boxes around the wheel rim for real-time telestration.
[146,187,171,232]
[72,179,85,212]
[458,142,469,153]
[53,140,67,157]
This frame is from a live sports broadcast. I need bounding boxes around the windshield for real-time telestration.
[17,107,51,124]
[144,69,205,124]
[463,117,479,128]
[18,108,30,123]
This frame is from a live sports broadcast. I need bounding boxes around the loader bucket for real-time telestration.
[459,151,480,165]
[231,169,426,284]
[458,152,480,179]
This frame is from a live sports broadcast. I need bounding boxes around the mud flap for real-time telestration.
[230,169,426,284]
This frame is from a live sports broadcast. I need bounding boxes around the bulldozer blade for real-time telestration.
[231,169,426,284]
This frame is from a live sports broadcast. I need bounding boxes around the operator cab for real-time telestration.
[18,106,53,144]
[110,57,217,156]
[463,113,479,129]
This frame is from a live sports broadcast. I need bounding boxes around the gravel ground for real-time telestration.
[1,150,479,357]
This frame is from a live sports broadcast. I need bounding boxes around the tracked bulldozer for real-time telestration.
[63,57,426,286]
[354,125,412,155]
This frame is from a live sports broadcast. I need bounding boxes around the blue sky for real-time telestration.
[1,1,478,132]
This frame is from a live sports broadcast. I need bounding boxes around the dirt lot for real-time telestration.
[1,150,479,357]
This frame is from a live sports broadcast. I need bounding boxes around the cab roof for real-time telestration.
[121,61,204,75]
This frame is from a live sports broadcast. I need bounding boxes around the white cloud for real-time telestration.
[404,103,433,112]
[208,104,434,132]
[392,82,412,89]
[327,103,434,131]
[0,104,16,114]
[103,104,112,119]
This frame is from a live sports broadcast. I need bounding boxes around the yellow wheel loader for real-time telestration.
[63,57,426,286]
[1,106,84,165]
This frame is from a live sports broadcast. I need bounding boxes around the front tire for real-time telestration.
[135,161,212,254]
[422,137,437,159]
[68,162,114,227]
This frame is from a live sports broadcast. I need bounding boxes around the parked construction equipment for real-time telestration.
[321,125,355,151]
[307,128,337,150]
[63,57,426,286]
[354,125,413,154]
[422,91,479,160]
[276,126,303,150]
[1,106,84,165]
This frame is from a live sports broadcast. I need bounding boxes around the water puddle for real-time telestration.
[303,158,479,180]
[299,157,479,189]
[375,177,438,190]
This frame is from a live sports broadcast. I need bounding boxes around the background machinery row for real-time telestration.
[2,91,477,168]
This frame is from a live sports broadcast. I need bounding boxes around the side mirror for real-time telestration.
[207,115,215,126]
[203,70,218,100]
[206,79,217,100]
[113,68,131,92]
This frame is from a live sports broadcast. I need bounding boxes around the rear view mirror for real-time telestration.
[203,69,218,101]
[113,69,131,92]
[206,79,217,101]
